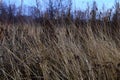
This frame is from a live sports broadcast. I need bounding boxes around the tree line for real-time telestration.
[0,0,119,28]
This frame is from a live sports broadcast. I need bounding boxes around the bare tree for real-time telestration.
[90,1,98,22]
[35,0,40,17]
[112,1,120,33]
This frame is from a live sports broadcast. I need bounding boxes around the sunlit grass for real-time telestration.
[0,23,120,80]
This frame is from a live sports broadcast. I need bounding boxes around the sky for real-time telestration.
[3,0,120,11]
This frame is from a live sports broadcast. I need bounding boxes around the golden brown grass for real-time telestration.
[0,23,120,80]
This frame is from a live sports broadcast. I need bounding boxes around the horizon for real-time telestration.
[3,0,119,11]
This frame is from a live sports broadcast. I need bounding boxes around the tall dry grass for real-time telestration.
[0,23,120,80]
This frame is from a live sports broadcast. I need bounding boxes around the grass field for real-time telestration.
[0,23,120,80]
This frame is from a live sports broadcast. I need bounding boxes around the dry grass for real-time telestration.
[0,23,120,80]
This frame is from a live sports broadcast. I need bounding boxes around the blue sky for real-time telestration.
[3,0,119,10]
[73,0,117,10]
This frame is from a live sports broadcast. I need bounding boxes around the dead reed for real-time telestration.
[0,23,120,80]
